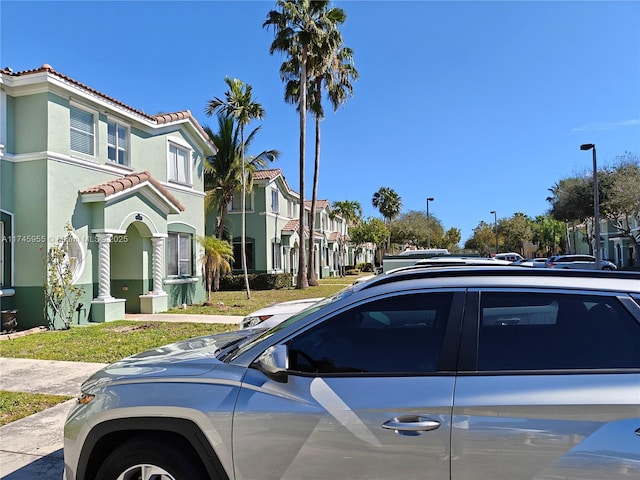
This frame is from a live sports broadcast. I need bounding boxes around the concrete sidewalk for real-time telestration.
[0,313,243,479]
[0,358,107,479]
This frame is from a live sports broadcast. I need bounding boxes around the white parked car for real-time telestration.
[240,297,324,329]
[512,258,548,268]
[547,254,617,271]
[493,252,525,262]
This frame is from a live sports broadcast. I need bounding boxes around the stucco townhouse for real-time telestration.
[0,65,215,329]
[1,65,375,332]
[207,168,373,280]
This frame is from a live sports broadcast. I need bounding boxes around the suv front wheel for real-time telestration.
[95,434,209,480]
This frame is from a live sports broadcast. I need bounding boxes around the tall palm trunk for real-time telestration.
[240,126,251,299]
[307,81,323,286]
[297,47,309,289]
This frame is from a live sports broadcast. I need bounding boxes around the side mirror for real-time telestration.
[255,344,289,383]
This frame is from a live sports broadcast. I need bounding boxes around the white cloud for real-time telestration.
[571,119,640,132]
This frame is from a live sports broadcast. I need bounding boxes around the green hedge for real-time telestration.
[356,262,374,272]
[219,273,293,291]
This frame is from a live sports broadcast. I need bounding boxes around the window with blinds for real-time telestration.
[70,106,95,155]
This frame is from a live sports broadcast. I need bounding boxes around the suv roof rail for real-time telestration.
[358,266,640,291]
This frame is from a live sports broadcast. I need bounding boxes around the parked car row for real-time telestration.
[510,254,617,270]
[546,254,617,270]
[64,266,640,480]
[240,255,619,331]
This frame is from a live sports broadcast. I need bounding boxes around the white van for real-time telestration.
[494,252,525,262]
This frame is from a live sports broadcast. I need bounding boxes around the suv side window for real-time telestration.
[288,293,453,374]
[478,292,640,370]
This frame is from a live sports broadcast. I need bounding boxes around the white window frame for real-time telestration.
[70,104,97,156]
[272,239,282,270]
[107,119,129,165]
[168,232,192,276]
[230,190,253,211]
[271,188,279,214]
[167,139,192,185]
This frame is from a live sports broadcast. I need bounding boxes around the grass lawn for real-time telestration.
[0,321,235,363]
[0,391,73,426]
[165,275,363,317]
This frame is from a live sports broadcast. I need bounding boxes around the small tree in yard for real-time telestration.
[198,236,234,305]
[43,223,84,330]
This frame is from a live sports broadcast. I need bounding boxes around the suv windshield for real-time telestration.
[225,286,356,363]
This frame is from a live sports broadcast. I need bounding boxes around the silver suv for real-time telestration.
[64,267,640,480]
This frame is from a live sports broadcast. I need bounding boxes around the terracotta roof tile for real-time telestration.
[282,219,309,237]
[81,171,185,212]
[305,199,330,209]
[253,168,297,196]
[282,219,300,232]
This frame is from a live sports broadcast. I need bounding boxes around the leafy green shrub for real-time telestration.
[219,273,293,291]
[356,262,374,272]
[345,268,361,275]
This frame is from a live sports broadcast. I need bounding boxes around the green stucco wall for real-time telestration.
[14,94,47,153]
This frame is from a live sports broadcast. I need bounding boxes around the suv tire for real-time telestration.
[95,434,209,480]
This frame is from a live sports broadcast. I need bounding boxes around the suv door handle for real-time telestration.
[382,415,441,432]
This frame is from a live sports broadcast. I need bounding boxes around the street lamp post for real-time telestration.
[580,143,601,269]
[490,210,498,255]
[426,197,434,248]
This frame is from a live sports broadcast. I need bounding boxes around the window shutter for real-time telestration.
[70,106,94,155]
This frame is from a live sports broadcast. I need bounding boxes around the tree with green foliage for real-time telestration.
[372,187,402,224]
[330,200,363,225]
[547,152,640,262]
[265,0,346,289]
[204,114,278,241]
[600,153,640,266]
[532,215,566,256]
[464,221,497,256]
[388,210,444,251]
[546,176,593,253]
[350,217,388,244]
[442,228,462,252]
[499,212,533,255]
[43,223,84,330]
[206,77,266,300]
[197,236,234,303]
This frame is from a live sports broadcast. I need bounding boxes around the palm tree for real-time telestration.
[330,200,363,226]
[372,187,402,224]
[203,114,279,241]
[205,77,266,300]
[197,236,233,305]
[372,187,402,258]
[264,0,345,289]
[306,45,357,284]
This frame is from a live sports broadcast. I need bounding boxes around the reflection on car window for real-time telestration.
[288,293,453,375]
[227,289,355,362]
[478,292,640,371]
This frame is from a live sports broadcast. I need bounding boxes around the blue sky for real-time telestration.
[2,0,639,242]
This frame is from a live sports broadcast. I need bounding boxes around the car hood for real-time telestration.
[82,329,259,388]
[249,297,324,316]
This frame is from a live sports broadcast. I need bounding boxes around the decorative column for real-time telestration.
[96,233,113,300]
[151,237,165,295]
